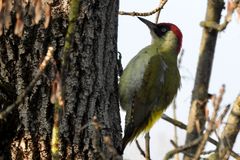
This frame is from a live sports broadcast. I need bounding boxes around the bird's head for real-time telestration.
[138,17,182,54]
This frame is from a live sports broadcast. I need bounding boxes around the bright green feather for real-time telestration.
[119,41,180,150]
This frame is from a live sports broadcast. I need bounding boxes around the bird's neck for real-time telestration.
[151,41,178,55]
[151,31,180,54]
[153,42,178,55]
[149,41,178,65]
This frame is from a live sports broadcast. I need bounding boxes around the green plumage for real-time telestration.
[119,27,181,152]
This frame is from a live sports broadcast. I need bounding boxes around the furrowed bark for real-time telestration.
[59,0,121,159]
[0,13,62,160]
[0,1,121,159]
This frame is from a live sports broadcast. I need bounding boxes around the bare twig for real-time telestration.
[170,140,194,158]
[161,113,240,159]
[162,114,186,130]
[192,107,218,159]
[201,149,216,155]
[170,140,193,157]
[170,139,178,148]
[193,85,225,160]
[217,95,240,159]
[217,104,231,125]
[155,0,168,23]
[200,1,240,31]
[170,139,216,158]
[61,0,81,83]
[51,103,61,160]
[135,140,146,157]
[172,99,180,160]
[0,47,55,120]
[170,140,178,148]
[119,0,168,17]
[163,137,202,160]
[51,73,65,159]
[171,49,184,160]
[145,132,151,160]
[184,1,225,159]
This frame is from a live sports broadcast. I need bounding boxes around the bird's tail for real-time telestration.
[120,127,135,154]
[121,121,145,154]
[118,136,128,155]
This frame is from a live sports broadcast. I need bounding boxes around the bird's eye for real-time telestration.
[161,27,167,33]
[154,25,169,37]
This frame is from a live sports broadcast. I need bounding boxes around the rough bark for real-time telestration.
[0,14,59,160]
[183,0,224,159]
[0,0,121,160]
[59,0,121,159]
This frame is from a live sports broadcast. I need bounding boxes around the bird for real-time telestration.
[119,17,182,153]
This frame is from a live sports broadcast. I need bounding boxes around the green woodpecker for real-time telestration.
[119,17,182,152]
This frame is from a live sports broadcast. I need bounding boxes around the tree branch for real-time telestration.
[145,132,151,160]
[217,95,240,159]
[161,113,240,159]
[163,137,202,160]
[184,1,225,159]
[193,85,225,160]
[172,98,180,160]
[118,0,168,17]
[162,114,186,129]
[135,140,146,158]
[200,20,229,31]
[155,0,167,23]
[200,0,240,31]
[61,0,81,84]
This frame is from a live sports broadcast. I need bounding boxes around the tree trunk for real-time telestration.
[0,0,121,160]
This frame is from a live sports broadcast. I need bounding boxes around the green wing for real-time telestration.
[119,46,167,111]
[120,48,168,149]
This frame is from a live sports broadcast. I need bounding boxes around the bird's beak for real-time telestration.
[138,17,158,31]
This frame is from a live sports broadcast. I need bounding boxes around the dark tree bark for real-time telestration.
[0,0,121,160]
[59,0,121,159]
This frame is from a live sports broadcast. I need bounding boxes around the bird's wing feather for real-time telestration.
[121,50,168,148]
[119,46,153,111]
